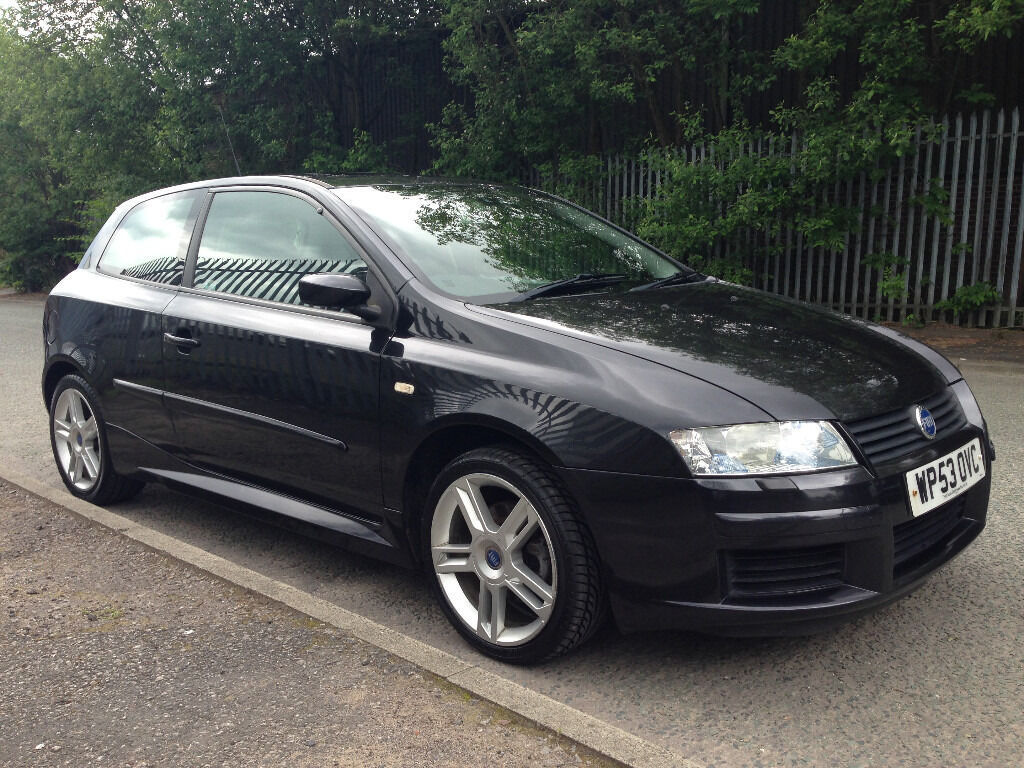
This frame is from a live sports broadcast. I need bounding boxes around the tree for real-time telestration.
[637,0,1024,278]
[0,0,446,289]
[0,11,166,289]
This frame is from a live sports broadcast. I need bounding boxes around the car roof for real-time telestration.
[294,173,484,188]
[120,174,509,208]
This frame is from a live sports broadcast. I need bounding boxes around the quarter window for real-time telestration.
[193,191,366,304]
[98,190,201,285]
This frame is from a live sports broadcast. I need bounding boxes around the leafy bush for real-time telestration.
[0,249,63,292]
[934,282,1002,314]
[304,130,391,175]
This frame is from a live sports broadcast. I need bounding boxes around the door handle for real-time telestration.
[163,331,200,349]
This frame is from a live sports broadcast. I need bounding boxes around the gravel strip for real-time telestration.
[0,481,623,768]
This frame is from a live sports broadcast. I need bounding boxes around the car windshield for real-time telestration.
[332,184,685,302]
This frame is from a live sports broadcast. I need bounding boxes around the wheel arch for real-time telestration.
[42,357,83,408]
[400,417,562,563]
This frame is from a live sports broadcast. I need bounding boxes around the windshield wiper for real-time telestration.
[630,270,706,291]
[515,272,630,301]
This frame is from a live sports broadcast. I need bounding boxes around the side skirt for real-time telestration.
[106,424,413,567]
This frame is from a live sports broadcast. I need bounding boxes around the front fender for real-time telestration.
[378,352,686,512]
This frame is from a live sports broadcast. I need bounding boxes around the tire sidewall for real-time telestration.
[421,449,583,663]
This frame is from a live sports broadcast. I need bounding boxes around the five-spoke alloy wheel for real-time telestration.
[52,387,102,492]
[424,447,603,663]
[49,374,143,504]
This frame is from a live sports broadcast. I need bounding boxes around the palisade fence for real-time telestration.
[527,108,1024,328]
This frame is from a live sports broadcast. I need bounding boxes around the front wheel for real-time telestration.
[49,374,144,505]
[422,447,604,663]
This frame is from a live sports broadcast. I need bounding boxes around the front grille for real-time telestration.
[893,500,966,579]
[724,545,845,603]
[844,388,967,466]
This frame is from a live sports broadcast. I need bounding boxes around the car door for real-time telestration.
[160,187,390,521]
[87,188,204,452]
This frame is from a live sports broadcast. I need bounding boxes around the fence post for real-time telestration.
[996,108,1020,327]
[927,117,949,315]
[967,109,991,326]
[606,155,613,221]
[875,161,895,321]
[940,114,965,323]
[981,109,1005,326]
[955,112,979,326]
[1011,123,1024,327]
[887,147,908,321]
[900,127,922,322]
[914,124,935,320]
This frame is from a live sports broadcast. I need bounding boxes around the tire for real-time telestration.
[422,446,604,664]
[49,374,144,505]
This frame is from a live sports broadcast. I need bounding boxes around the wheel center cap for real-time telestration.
[76,433,83,447]
[485,548,501,569]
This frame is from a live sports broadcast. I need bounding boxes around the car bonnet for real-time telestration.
[473,281,953,423]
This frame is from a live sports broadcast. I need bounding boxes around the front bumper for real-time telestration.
[556,425,991,636]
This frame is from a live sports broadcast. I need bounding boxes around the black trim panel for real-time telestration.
[114,377,347,450]
[163,390,348,450]
[112,378,164,404]
[142,468,387,544]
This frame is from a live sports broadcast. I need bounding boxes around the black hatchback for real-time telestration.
[43,175,993,663]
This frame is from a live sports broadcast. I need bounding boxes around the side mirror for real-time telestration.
[298,273,381,322]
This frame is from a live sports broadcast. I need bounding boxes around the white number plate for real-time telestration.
[906,438,985,517]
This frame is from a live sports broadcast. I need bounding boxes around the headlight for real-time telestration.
[669,421,858,476]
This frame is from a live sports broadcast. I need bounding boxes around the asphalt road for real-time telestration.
[2,295,1022,767]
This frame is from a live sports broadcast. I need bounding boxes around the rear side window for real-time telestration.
[98,190,201,285]
[79,206,123,270]
[193,190,365,304]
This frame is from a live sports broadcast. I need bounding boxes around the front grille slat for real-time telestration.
[729,552,839,572]
[725,545,845,601]
[929,400,957,418]
[848,411,904,434]
[861,430,925,453]
[856,421,922,445]
[844,388,967,466]
[731,566,843,587]
[893,500,966,579]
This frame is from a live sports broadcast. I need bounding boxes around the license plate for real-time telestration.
[906,438,985,517]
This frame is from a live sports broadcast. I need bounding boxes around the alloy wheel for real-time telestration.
[52,388,101,492]
[429,472,558,647]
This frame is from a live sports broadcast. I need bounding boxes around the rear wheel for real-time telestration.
[423,447,603,663]
[49,374,144,505]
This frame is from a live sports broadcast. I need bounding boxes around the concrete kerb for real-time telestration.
[1,467,700,768]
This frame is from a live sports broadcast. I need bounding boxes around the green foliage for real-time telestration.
[934,282,1002,314]
[878,267,909,302]
[909,185,953,224]
[304,129,390,174]
[938,0,1024,49]
[339,130,389,173]
[703,259,756,285]
[629,1,1018,275]
[0,0,443,289]
[431,0,766,177]
[633,125,785,279]
[956,83,998,106]
[433,0,1022,280]
[0,18,158,290]
[1,0,1023,293]
[859,251,911,302]
[429,102,518,181]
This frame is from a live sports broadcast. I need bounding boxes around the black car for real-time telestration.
[43,175,993,663]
